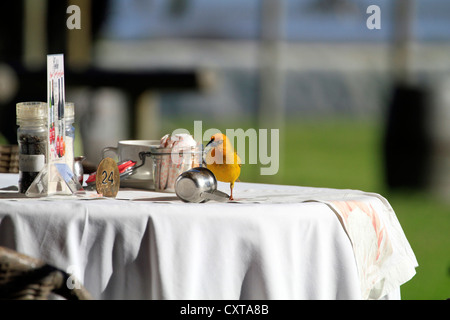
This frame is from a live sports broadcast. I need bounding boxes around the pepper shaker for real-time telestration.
[16,102,48,193]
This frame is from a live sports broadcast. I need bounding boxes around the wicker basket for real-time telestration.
[0,145,19,173]
[0,246,92,300]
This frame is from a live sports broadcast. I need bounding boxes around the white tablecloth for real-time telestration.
[0,173,417,300]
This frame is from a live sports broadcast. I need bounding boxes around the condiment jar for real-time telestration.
[16,102,47,193]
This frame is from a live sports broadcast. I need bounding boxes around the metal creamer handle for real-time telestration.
[201,190,229,202]
[102,146,118,159]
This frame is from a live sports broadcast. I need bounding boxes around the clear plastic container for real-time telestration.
[151,146,204,192]
[16,102,47,193]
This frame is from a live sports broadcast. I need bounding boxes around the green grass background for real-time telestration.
[162,115,450,300]
[3,114,448,299]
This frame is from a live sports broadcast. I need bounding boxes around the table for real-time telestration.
[0,173,417,300]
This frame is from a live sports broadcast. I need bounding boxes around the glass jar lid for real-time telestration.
[16,102,47,124]
[65,102,75,119]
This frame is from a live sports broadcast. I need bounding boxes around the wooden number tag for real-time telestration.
[96,157,120,197]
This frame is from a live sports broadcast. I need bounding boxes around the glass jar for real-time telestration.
[16,102,48,193]
[65,102,75,171]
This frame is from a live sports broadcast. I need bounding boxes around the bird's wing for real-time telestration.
[236,152,242,166]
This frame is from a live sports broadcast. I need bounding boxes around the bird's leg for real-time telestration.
[229,182,234,200]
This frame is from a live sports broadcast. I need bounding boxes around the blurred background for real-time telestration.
[0,0,449,299]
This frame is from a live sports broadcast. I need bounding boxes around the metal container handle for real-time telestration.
[102,146,118,159]
[200,190,229,202]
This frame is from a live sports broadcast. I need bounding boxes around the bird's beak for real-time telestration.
[206,138,222,148]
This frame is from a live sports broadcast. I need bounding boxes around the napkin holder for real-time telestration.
[26,162,84,197]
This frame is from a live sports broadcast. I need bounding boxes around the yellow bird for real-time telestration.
[206,133,241,200]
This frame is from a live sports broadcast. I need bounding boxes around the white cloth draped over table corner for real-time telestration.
[231,182,418,300]
[321,195,418,300]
